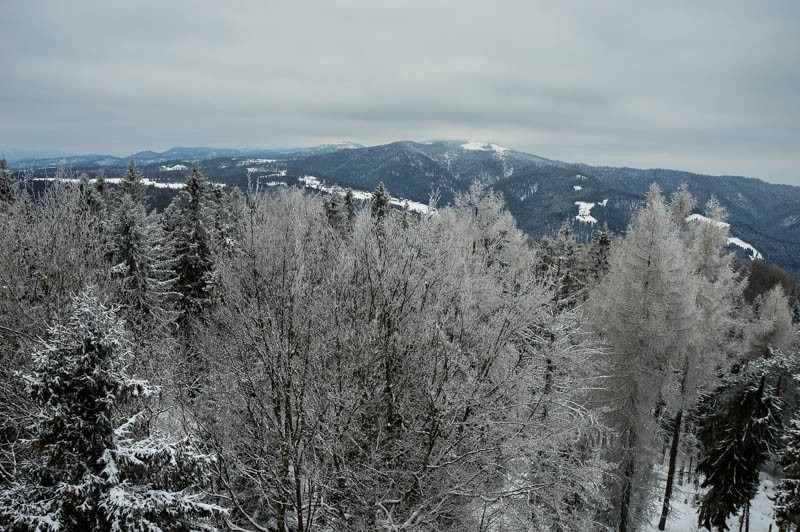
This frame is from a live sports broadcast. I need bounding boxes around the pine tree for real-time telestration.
[0,290,224,530]
[775,416,800,531]
[697,377,782,531]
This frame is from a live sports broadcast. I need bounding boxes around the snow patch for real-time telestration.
[686,213,730,229]
[575,174,587,180]
[236,158,276,166]
[573,185,582,191]
[34,177,216,190]
[685,214,761,260]
[575,201,597,224]
[299,175,431,214]
[727,237,763,260]
[599,199,608,207]
[159,164,188,172]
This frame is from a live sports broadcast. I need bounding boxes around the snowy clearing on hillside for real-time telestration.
[461,141,509,154]
[686,213,731,228]
[159,163,188,171]
[686,214,763,259]
[299,175,431,214]
[573,185,582,191]
[33,177,216,190]
[727,237,764,260]
[599,198,609,207]
[236,158,276,166]
[575,201,598,223]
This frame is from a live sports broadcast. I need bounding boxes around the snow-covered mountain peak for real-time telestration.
[461,141,509,154]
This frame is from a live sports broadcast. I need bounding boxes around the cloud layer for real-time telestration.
[1,1,799,185]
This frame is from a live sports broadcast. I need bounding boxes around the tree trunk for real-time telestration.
[619,428,637,532]
[619,456,634,532]
[745,501,750,532]
[658,409,683,530]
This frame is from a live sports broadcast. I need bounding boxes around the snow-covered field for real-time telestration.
[298,175,431,214]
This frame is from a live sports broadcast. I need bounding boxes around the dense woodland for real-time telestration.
[0,158,798,531]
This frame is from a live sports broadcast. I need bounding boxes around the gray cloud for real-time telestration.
[1,0,798,185]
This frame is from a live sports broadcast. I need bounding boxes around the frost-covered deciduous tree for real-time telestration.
[588,184,699,531]
[194,187,608,531]
[657,192,743,529]
[746,285,794,359]
[0,290,224,531]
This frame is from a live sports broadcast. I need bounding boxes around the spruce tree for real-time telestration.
[0,290,224,530]
[164,162,215,322]
[324,189,347,232]
[344,187,356,227]
[587,224,611,283]
[775,416,800,530]
[370,181,390,221]
[0,156,14,203]
[121,159,146,205]
[697,377,782,531]
[108,162,176,326]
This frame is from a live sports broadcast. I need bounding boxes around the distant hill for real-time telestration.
[9,140,799,274]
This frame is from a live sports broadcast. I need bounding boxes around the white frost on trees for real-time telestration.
[0,289,225,531]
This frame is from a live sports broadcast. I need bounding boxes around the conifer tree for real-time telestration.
[370,181,390,220]
[588,184,698,531]
[587,224,611,283]
[121,159,146,205]
[0,290,224,530]
[0,156,14,203]
[324,189,347,232]
[107,162,176,326]
[166,162,215,322]
[697,376,782,531]
[670,182,697,228]
[775,415,800,531]
[344,187,356,227]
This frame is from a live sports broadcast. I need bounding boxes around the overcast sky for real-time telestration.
[1,1,799,185]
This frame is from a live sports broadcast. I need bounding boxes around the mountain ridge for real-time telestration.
[8,140,799,273]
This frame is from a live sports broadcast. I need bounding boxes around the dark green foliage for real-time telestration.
[165,162,215,321]
[344,187,356,226]
[370,181,390,220]
[121,159,146,205]
[0,291,222,530]
[587,225,612,283]
[697,377,782,530]
[0,157,14,203]
[324,188,347,232]
[775,416,800,530]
